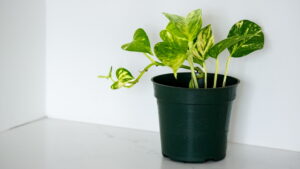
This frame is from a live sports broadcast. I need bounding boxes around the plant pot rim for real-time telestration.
[151,72,240,90]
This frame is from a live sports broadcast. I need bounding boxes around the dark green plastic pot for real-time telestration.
[152,72,239,163]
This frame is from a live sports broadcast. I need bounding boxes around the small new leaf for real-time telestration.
[228,20,264,58]
[110,68,135,89]
[121,28,153,55]
[116,68,134,82]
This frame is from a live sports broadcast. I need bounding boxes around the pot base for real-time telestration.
[163,153,226,163]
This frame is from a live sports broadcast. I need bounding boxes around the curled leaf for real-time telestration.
[110,68,134,89]
[196,24,214,60]
[116,68,134,82]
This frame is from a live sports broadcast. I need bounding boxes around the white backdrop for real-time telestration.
[0,0,45,131]
[46,0,300,151]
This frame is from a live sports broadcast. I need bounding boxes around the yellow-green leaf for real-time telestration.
[160,29,188,50]
[121,28,152,55]
[163,13,187,37]
[186,9,202,40]
[166,22,186,39]
[154,42,187,77]
[163,9,202,41]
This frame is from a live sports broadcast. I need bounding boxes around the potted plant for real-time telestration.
[99,9,264,163]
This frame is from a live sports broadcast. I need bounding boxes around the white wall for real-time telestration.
[46,0,300,151]
[0,0,45,131]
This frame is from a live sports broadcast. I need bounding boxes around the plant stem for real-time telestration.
[187,55,199,88]
[187,41,200,88]
[203,62,208,88]
[125,61,202,88]
[127,62,158,87]
[144,53,155,63]
[222,55,232,87]
[213,58,219,88]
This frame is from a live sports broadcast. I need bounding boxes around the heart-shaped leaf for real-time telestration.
[154,42,187,78]
[228,20,264,58]
[196,24,214,60]
[121,28,152,55]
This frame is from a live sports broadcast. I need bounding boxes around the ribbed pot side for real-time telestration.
[152,72,240,163]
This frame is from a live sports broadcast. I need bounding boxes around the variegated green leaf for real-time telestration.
[185,9,202,40]
[208,36,249,59]
[121,28,152,55]
[163,13,187,37]
[154,42,187,77]
[163,9,202,41]
[166,22,186,39]
[228,20,264,58]
[160,29,188,50]
[160,30,175,43]
[196,24,214,59]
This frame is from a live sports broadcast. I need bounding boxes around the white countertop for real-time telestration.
[0,119,299,169]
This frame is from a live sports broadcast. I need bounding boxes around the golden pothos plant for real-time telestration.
[99,9,264,89]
